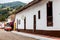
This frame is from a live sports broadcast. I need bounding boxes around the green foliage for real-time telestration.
[1,1,26,9]
[0,7,10,21]
[16,5,23,10]
[0,15,5,21]
[0,1,26,22]
[6,7,13,11]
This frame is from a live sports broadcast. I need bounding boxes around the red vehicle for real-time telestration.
[4,23,12,31]
[4,20,14,31]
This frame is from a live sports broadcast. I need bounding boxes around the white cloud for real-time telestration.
[0,0,33,3]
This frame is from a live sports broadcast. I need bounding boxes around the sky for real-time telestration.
[0,0,33,3]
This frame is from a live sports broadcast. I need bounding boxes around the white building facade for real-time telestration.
[15,0,60,37]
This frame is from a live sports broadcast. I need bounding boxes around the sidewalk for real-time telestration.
[12,31,60,40]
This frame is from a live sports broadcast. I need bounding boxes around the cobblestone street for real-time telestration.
[0,29,37,40]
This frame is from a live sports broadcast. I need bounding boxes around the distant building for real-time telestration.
[7,14,16,23]
[0,5,3,8]
[0,22,4,29]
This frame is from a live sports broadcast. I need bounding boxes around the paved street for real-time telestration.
[0,29,60,40]
[0,29,37,40]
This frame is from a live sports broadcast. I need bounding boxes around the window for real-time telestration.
[38,10,40,19]
[47,1,53,26]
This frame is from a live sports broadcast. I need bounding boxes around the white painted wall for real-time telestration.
[15,0,60,30]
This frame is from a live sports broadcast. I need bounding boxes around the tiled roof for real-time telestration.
[16,0,42,14]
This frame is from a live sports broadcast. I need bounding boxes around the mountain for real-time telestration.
[0,1,26,9]
[0,1,26,21]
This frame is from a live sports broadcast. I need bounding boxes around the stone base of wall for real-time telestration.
[16,29,60,38]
